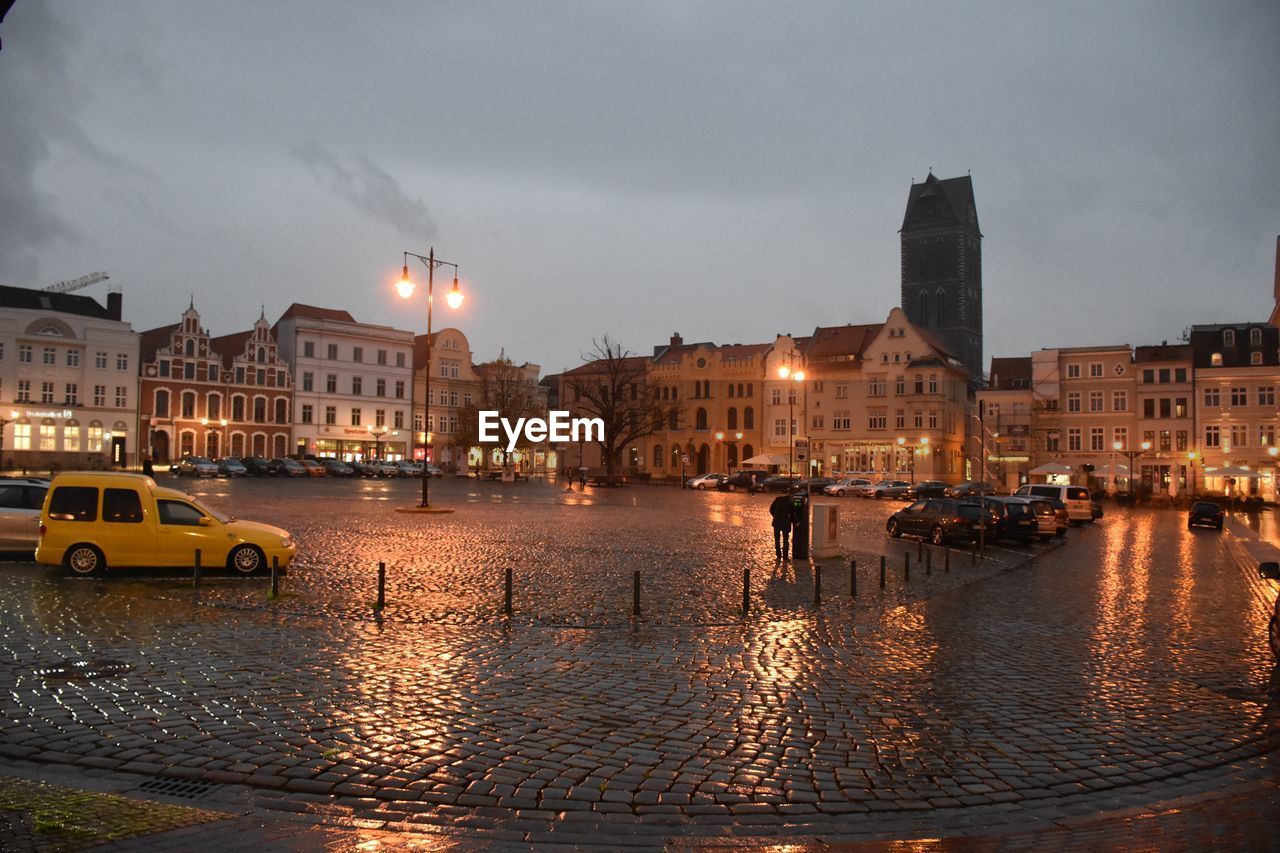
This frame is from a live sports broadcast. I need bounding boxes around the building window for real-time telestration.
[1045,430,1060,452]
[1175,397,1188,417]
[869,377,886,397]
[835,382,848,399]
[184,363,195,380]
[1066,363,1081,379]
[376,378,386,397]
[18,345,32,363]
[1113,427,1128,449]
[868,412,886,430]
[395,380,405,399]
[1250,328,1262,346]
[394,410,404,429]
[39,422,56,450]
[40,382,54,404]
[303,341,316,358]
[327,344,338,360]
[1067,428,1082,451]
[13,424,30,450]
[182,392,196,418]
[1204,387,1220,407]
[375,408,386,427]
[1211,353,1223,366]
[64,426,80,452]
[1175,430,1187,451]
[302,372,314,392]
[66,350,79,367]
[1205,425,1220,447]
[92,385,105,406]
[1251,352,1263,365]
[155,390,170,417]
[1067,393,1081,413]
[1230,387,1247,407]
[207,394,221,419]
[326,374,337,393]
[95,351,107,369]
[275,399,287,423]
[232,396,245,420]
[350,408,362,427]
[1223,329,1235,346]
[301,404,313,424]
[353,347,363,363]
[695,408,707,430]
[377,349,387,365]
[1143,399,1156,418]
[1259,387,1275,407]
[352,376,363,395]
[1089,362,1103,378]
[743,407,754,429]
[42,347,56,366]
[115,387,127,407]
[117,354,129,371]
[771,389,781,405]
[1112,391,1127,411]
[1230,425,1247,449]
[1088,391,1103,412]
[1261,424,1276,447]
[396,352,405,368]
[324,406,337,425]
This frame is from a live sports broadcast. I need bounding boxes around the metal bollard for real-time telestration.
[904,552,911,582]
[972,540,978,564]
[814,564,822,605]
[633,570,641,616]
[193,549,201,589]
[945,547,950,573]
[850,558,857,597]
[917,540,923,561]
[504,567,513,615]
[879,555,886,589]
[270,556,279,597]
[926,549,932,576]
[376,562,386,610]
[742,568,750,616]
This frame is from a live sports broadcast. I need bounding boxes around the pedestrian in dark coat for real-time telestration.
[142,456,155,477]
[769,493,792,561]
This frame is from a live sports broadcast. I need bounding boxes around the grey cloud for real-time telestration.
[291,142,436,240]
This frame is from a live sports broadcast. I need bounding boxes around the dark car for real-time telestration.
[718,470,769,492]
[217,456,248,477]
[904,480,949,500]
[961,496,1038,544]
[945,481,995,499]
[761,475,802,492]
[242,456,272,477]
[802,477,837,494]
[887,498,996,545]
[322,459,356,476]
[1188,501,1224,530]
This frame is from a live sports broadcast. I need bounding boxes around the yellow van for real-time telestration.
[36,472,295,576]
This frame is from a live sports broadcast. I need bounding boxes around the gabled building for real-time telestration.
[975,357,1033,492]
[413,327,480,470]
[139,304,293,463]
[0,284,138,470]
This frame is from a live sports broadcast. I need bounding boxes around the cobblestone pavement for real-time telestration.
[0,478,1276,848]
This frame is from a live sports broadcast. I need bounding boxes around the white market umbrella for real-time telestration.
[1028,462,1073,475]
[1094,463,1129,476]
[743,454,788,466]
[1208,465,1260,478]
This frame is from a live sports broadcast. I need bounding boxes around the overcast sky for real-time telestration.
[2,1,1278,375]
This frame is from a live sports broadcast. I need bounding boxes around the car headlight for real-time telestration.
[280,536,293,549]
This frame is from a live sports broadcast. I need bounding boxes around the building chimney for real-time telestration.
[670,333,683,347]
[107,291,122,321]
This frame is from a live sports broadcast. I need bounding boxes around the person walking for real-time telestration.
[142,456,155,477]
[769,492,792,561]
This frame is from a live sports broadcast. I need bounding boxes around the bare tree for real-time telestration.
[564,336,680,485]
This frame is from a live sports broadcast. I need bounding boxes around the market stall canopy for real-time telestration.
[1207,465,1260,477]
[1028,462,1074,475]
[1094,463,1129,476]
[743,454,789,466]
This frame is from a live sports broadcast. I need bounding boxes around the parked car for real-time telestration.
[298,459,325,477]
[242,456,272,477]
[217,457,248,477]
[397,460,425,477]
[268,457,307,477]
[0,477,51,550]
[1008,496,1064,539]
[868,480,911,499]
[718,470,769,492]
[1013,484,1093,524]
[961,496,1039,544]
[802,477,837,494]
[945,481,995,499]
[322,459,355,477]
[36,471,295,575]
[760,475,802,492]
[904,480,949,500]
[687,473,727,490]
[424,465,445,478]
[1188,500,1224,530]
[886,498,996,545]
[824,477,872,497]
[177,456,218,477]
[367,460,399,478]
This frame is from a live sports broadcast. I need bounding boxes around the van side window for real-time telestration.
[158,500,204,526]
[48,487,98,522]
[103,489,144,523]
[0,486,25,509]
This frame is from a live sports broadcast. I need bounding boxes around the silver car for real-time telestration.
[0,478,50,550]
[824,477,872,497]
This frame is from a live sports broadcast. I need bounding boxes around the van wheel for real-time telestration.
[931,526,945,546]
[64,544,104,576]
[228,544,265,575]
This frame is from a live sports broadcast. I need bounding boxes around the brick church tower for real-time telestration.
[899,173,983,380]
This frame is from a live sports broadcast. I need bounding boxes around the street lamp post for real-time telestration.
[1117,440,1151,499]
[777,363,805,478]
[398,248,463,508]
[369,424,388,460]
[897,436,929,483]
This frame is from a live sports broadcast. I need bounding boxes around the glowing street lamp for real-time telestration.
[1116,439,1151,498]
[398,248,463,509]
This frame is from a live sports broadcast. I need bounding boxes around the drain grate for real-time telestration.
[34,658,133,680]
[136,778,216,799]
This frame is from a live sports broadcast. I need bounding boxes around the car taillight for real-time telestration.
[38,522,46,539]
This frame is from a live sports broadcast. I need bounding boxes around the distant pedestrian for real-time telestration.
[769,492,792,561]
[142,456,155,477]
[579,468,588,489]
